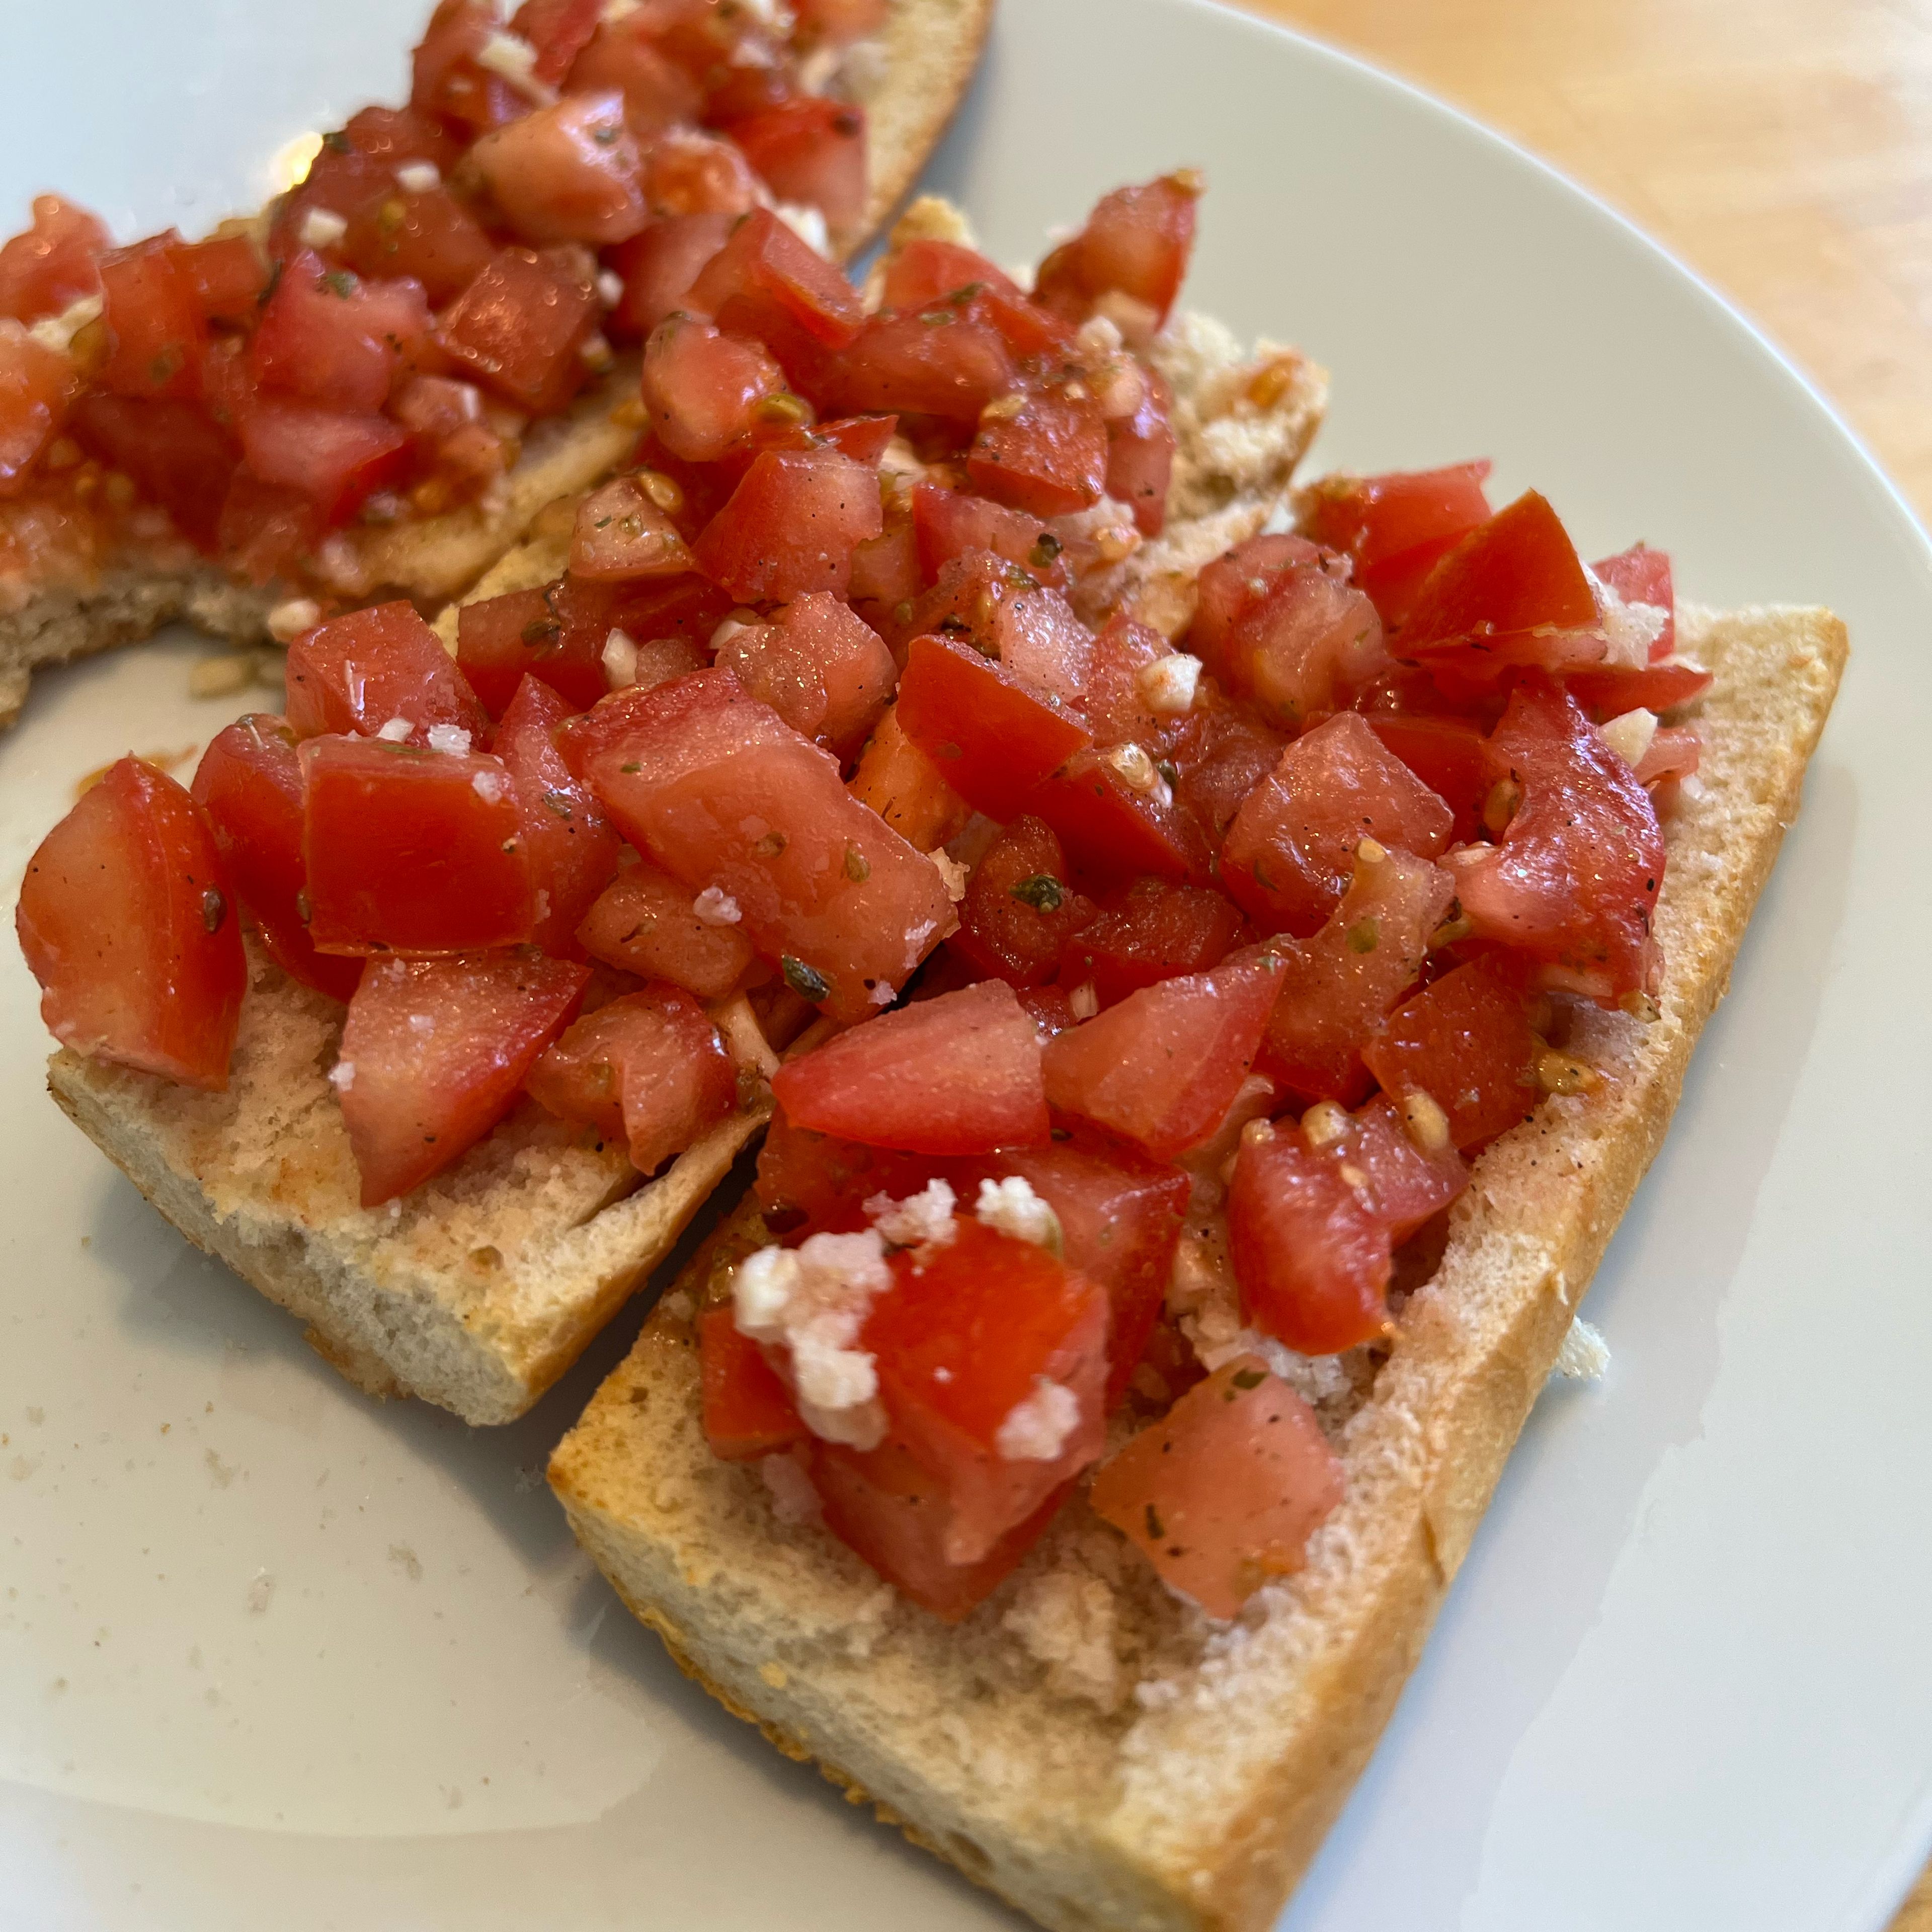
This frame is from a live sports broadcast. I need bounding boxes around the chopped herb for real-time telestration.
[1345,917,1380,955]
[321,129,352,153]
[321,269,357,299]
[1049,1125,1072,1141]
[833,112,862,137]
[892,600,915,625]
[918,308,956,327]
[201,888,227,934]
[1157,758,1179,787]
[947,281,984,305]
[782,955,830,1003]
[1010,874,1065,912]
[1027,531,1063,569]
[620,760,641,774]
[1231,1366,1266,1391]
[844,846,871,882]
[593,123,619,145]
[755,830,788,857]
[295,889,312,924]
[541,790,575,821]
[521,616,562,650]
[1144,1502,1165,1541]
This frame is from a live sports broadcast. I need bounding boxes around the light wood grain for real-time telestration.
[1228,4,1932,1923]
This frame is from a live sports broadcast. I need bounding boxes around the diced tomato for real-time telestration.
[1091,1354,1342,1618]
[1321,1092,1469,1243]
[772,980,1049,1155]
[1022,748,1211,889]
[571,472,694,580]
[1076,611,1178,750]
[700,1308,807,1461]
[437,247,597,414]
[95,234,206,401]
[65,394,236,547]
[1362,714,1497,846]
[604,212,735,338]
[1258,845,1455,1102]
[338,950,589,1203]
[471,90,647,246]
[967,387,1108,520]
[1361,952,1542,1151]
[250,252,431,415]
[583,669,952,1020]
[861,1219,1107,1563]
[459,573,728,717]
[846,513,921,615]
[576,856,756,997]
[688,206,864,351]
[178,233,268,327]
[1168,701,1283,838]
[17,758,245,1090]
[714,591,896,757]
[1221,713,1454,937]
[894,549,1090,699]
[1228,1122,1389,1354]
[1591,543,1675,658]
[1032,173,1200,333]
[793,0,891,41]
[0,195,107,324]
[509,0,604,84]
[691,447,882,604]
[1000,1133,1190,1409]
[285,600,489,744]
[1399,490,1598,665]
[526,984,735,1170]
[1456,674,1665,1000]
[727,97,867,234]
[753,1105,979,1237]
[410,0,525,134]
[1563,658,1713,719]
[1636,725,1701,786]
[897,632,1093,821]
[494,675,623,956]
[879,237,1017,313]
[911,481,1057,583]
[845,703,971,853]
[949,817,1096,988]
[568,14,704,136]
[1106,366,1176,537]
[339,103,464,169]
[1058,877,1243,1007]
[811,1436,1068,1621]
[340,186,496,307]
[1301,461,1494,629]
[190,715,364,1002]
[640,312,785,462]
[824,309,1015,422]
[214,472,319,585]
[1189,534,1388,727]
[640,128,763,222]
[301,736,535,954]
[1041,951,1282,1161]
[237,395,410,525]
[0,321,76,496]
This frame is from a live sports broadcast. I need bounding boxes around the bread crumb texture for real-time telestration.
[550,603,1845,1931]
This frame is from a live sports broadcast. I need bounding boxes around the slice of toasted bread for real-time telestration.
[0,0,996,731]
[546,600,1847,1931]
[36,295,1324,1425]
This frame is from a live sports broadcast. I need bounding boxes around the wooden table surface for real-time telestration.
[1227,3,1932,1924]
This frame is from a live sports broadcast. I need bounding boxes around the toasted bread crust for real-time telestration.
[548,604,1847,1930]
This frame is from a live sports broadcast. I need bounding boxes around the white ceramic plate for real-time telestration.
[4,2,1930,1926]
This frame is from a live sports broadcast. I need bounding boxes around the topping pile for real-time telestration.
[16,168,1712,1627]
[0,0,885,600]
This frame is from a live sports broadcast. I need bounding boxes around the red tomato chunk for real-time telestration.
[285,600,490,744]
[700,1308,806,1462]
[692,448,883,604]
[576,857,756,998]
[950,817,1097,988]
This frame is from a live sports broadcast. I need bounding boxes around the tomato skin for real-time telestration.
[896,632,1093,822]
[96,234,207,401]
[1041,951,1283,1161]
[1361,714,1497,847]
[687,206,864,352]
[576,856,757,997]
[861,1220,1108,1563]
[641,312,785,462]
[338,950,589,1204]
[772,980,1050,1155]
[967,388,1109,520]
[691,447,883,604]
[1591,544,1675,658]
[237,395,411,526]
[1228,1124,1391,1354]
[726,97,867,233]
[844,703,971,853]
[0,321,77,496]
[1456,674,1666,1000]
[1258,845,1455,1103]
[582,668,951,1021]
[1221,713,1455,937]
[1057,877,1244,1008]
[1106,366,1176,537]
[604,211,736,337]
[1033,173,1200,332]
[1301,461,1494,628]
[700,1308,807,1461]
[1090,1354,1343,1619]
[950,817,1097,988]
[17,758,246,1090]
[1362,952,1542,1151]
[285,601,490,744]
[191,715,364,1002]
[1562,658,1713,719]
[1636,725,1701,786]
[300,736,536,955]
[1399,490,1598,659]
[525,984,735,1171]
[495,674,624,956]
[0,195,107,324]
[437,248,598,414]
[1021,748,1212,890]
[824,311,1016,422]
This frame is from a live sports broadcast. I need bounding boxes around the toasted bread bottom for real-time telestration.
[548,603,1847,1932]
